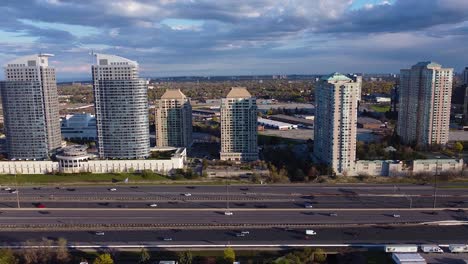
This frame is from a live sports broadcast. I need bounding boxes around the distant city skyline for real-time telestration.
[1,0,468,80]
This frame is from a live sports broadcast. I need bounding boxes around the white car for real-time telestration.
[304,203,313,208]
[4,187,11,191]
[95,231,105,236]
[241,231,250,235]
[224,211,234,216]
[149,203,158,207]
[392,214,401,218]
[10,190,18,194]
[109,188,117,192]
[184,193,192,197]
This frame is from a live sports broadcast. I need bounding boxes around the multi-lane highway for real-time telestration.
[0,184,465,247]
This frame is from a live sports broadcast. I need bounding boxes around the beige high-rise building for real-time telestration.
[313,73,361,175]
[220,87,258,162]
[397,62,453,147]
[1,54,61,160]
[155,89,193,148]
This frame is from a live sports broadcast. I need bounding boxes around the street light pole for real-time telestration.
[14,174,20,209]
[432,158,440,209]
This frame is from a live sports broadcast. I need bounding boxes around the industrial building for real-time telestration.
[258,118,297,130]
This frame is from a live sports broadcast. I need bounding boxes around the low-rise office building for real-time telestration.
[61,114,97,141]
[0,147,186,175]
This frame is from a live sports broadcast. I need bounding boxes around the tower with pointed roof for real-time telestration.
[0,54,61,160]
[92,53,150,159]
[397,62,453,147]
[313,73,361,175]
[155,89,193,148]
[220,87,258,162]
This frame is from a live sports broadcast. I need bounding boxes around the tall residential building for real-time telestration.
[313,73,361,175]
[155,89,193,148]
[220,87,258,162]
[463,67,468,85]
[397,62,453,147]
[0,54,61,160]
[92,53,150,159]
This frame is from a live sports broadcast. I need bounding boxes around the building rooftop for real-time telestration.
[226,87,252,98]
[414,61,441,68]
[93,53,138,67]
[4,54,53,68]
[161,89,187,99]
[320,72,352,82]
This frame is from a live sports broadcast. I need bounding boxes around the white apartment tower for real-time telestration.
[220,87,258,162]
[92,53,150,159]
[156,89,193,148]
[0,54,61,160]
[313,73,361,175]
[397,62,453,147]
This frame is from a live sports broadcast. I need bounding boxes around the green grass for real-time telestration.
[370,104,391,113]
[0,173,169,186]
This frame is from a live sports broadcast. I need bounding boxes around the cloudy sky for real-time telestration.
[0,0,467,80]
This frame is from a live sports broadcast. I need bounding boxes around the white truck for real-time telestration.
[305,230,317,236]
[385,244,418,253]
[449,244,468,253]
[421,245,443,253]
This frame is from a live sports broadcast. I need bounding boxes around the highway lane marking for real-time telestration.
[0,207,466,211]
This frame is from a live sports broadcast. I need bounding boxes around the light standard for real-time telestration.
[14,174,20,209]
[432,156,440,209]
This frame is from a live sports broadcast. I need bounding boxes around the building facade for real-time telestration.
[397,62,453,147]
[313,73,361,175]
[155,89,193,148]
[92,53,150,159]
[0,54,61,160]
[220,87,258,162]
[61,113,97,141]
[463,67,468,85]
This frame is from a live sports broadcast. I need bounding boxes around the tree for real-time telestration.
[223,247,235,263]
[177,251,193,264]
[93,253,114,264]
[139,248,151,264]
[453,141,464,156]
[56,238,71,263]
[0,249,18,264]
[312,248,327,263]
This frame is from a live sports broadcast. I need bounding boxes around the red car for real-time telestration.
[36,203,46,208]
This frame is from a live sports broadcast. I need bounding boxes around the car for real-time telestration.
[109,188,117,192]
[95,231,105,236]
[4,187,11,191]
[236,233,245,237]
[149,203,158,207]
[33,187,41,190]
[304,203,313,208]
[224,211,234,216]
[329,212,338,217]
[183,193,192,197]
[10,190,18,194]
[163,237,173,241]
[392,214,401,218]
[36,203,46,208]
[240,231,250,235]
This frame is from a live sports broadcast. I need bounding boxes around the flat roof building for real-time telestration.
[92,53,150,159]
[0,54,61,160]
[61,113,97,141]
[397,62,453,147]
[313,73,361,175]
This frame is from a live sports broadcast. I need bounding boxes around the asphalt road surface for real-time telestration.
[0,226,466,246]
[0,184,466,209]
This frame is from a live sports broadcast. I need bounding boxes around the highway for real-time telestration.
[0,184,465,246]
